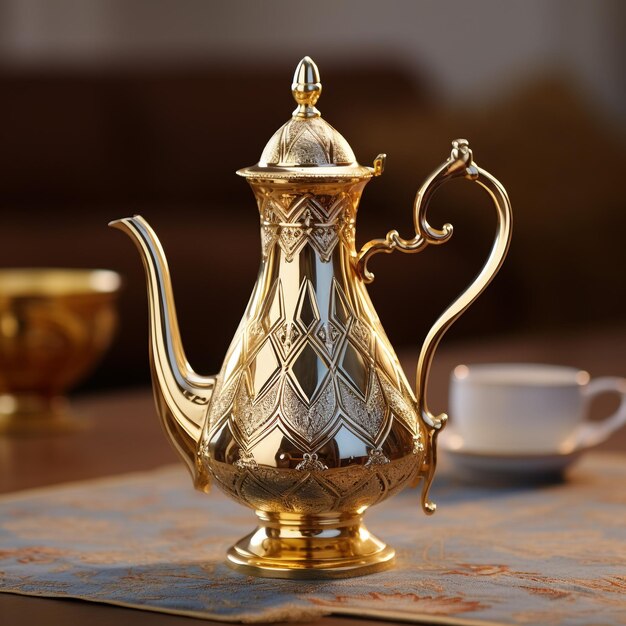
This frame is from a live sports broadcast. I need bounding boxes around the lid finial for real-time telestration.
[292,56,322,118]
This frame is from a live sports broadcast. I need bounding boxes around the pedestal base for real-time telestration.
[226,511,395,579]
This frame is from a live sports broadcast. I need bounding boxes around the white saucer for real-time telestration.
[439,427,594,483]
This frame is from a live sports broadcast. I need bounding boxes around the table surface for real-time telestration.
[2,327,625,625]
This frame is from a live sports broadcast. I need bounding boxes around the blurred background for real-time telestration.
[0,0,624,392]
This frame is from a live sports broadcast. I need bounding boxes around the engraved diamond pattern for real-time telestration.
[379,374,417,432]
[289,342,329,403]
[326,194,351,221]
[202,185,422,508]
[295,280,320,331]
[282,473,339,514]
[331,281,350,329]
[247,339,280,395]
[258,190,353,263]
[233,375,280,439]
[246,319,265,354]
[207,375,240,431]
[195,173,431,521]
[260,280,284,333]
[281,377,337,443]
[238,472,279,510]
[337,371,388,445]
[350,318,371,352]
[222,337,243,382]
[205,272,413,452]
[375,339,401,387]
[310,225,339,261]
[260,224,278,257]
[340,340,369,398]
[292,196,326,222]
[208,454,420,516]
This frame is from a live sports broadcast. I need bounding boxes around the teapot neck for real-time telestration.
[249,179,370,263]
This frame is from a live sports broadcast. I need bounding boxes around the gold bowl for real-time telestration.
[0,268,121,435]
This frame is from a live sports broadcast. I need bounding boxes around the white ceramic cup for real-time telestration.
[449,363,626,454]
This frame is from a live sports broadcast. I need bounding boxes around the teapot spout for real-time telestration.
[109,216,215,483]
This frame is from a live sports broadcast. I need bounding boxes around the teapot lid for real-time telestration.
[237,57,374,180]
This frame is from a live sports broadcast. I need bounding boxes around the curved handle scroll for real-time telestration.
[357,139,513,514]
[357,139,475,283]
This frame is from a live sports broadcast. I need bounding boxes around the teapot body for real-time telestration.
[201,179,425,515]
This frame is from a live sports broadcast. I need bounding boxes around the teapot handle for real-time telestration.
[356,139,513,514]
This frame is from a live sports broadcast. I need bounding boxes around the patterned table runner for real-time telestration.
[1,453,625,625]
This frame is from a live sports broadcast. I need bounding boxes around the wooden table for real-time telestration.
[2,328,625,624]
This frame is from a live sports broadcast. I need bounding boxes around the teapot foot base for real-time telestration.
[226,511,395,579]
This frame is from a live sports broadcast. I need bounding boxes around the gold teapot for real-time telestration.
[111,57,512,579]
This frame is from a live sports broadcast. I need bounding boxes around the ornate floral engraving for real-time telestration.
[338,213,356,248]
[207,375,240,429]
[247,320,265,340]
[260,224,278,257]
[379,375,417,432]
[254,378,281,417]
[257,191,354,263]
[413,432,425,454]
[337,373,386,443]
[295,453,328,472]
[259,115,357,168]
[310,225,339,261]
[234,449,258,470]
[209,455,419,515]
[315,322,341,357]
[281,474,339,514]
[350,318,371,351]
[201,183,422,517]
[365,447,390,467]
[281,378,337,443]
[279,225,307,261]
[233,377,280,439]
[277,321,301,355]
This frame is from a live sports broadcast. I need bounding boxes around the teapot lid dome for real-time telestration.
[237,57,373,180]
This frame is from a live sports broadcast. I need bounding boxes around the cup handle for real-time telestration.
[579,377,626,447]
